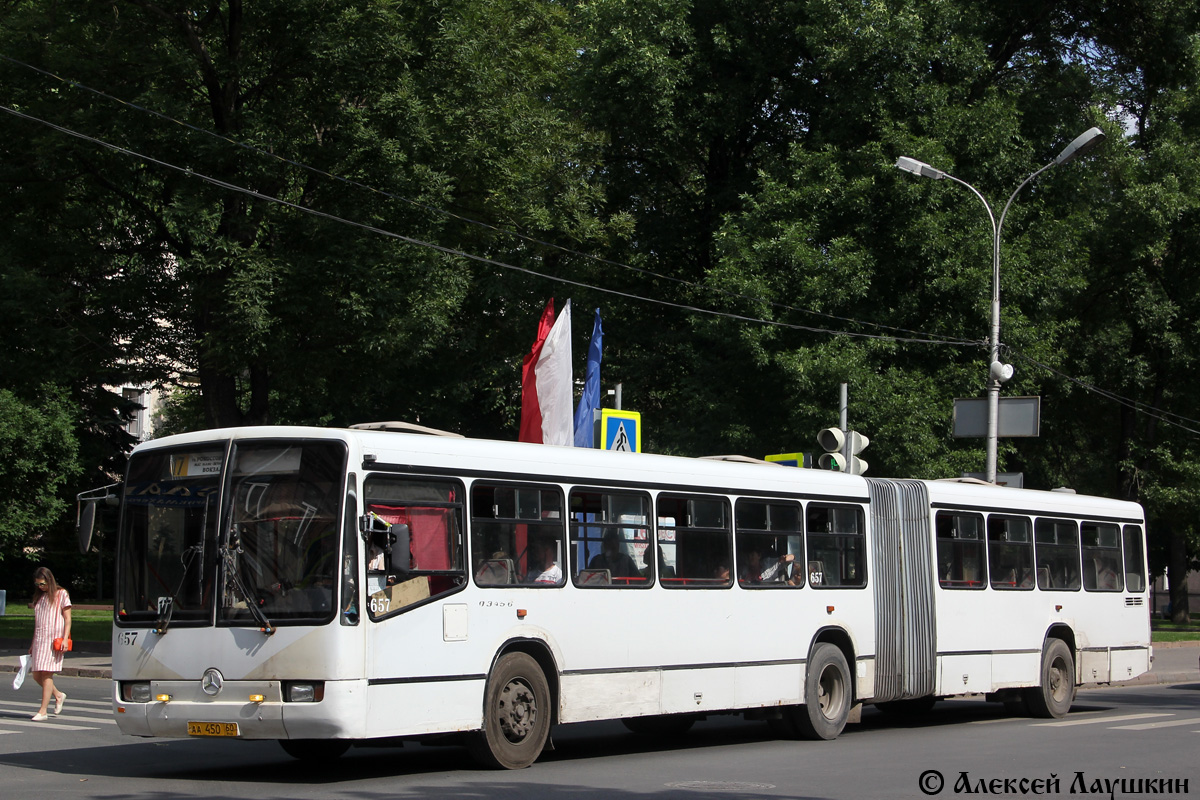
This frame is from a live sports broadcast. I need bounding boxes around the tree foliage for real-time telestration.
[2,0,1200,612]
[0,388,81,559]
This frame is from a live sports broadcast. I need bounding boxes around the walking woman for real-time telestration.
[28,567,71,721]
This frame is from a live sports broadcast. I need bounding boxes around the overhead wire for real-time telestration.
[4,69,1196,438]
[0,52,966,346]
[1008,349,1200,437]
[0,101,979,347]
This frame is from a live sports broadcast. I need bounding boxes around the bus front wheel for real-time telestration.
[467,652,552,769]
[796,642,852,740]
[1025,638,1074,719]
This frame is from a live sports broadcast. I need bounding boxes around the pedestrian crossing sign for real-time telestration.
[765,452,811,468]
[600,409,641,453]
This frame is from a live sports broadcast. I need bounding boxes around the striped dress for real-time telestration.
[31,589,71,673]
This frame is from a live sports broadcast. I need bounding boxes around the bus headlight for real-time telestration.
[122,682,152,703]
[283,682,324,702]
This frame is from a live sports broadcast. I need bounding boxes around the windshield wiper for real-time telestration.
[221,537,275,636]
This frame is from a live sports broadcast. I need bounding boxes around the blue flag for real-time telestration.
[573,309,604,447]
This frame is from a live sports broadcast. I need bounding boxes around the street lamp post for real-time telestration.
[896,127,1106,483]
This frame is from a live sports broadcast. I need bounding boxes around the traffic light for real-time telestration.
[817,428,869,475]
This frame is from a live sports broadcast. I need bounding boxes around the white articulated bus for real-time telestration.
[102,424,1150,768]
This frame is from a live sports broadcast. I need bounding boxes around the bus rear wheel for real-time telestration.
[795,642,852,740]
[1025,638,1074,719]
[467,652,552,769]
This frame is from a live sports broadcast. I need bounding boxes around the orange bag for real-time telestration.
[52,637,72,652]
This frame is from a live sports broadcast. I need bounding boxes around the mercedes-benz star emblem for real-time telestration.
[201,668,224,696]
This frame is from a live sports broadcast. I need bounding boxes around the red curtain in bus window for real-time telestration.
[407,507,452,570]
[367,505,453,570]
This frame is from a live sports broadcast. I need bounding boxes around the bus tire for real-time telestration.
[1025,638,1074,719]
[467,652,552,769]
[278,739,351,760]
[796,642,852,740]
[621,714,695,736]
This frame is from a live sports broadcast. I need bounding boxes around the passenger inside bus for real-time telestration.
[587,530,639,578]
[656,545,675,578]
[523,537,562,585]
[739,547,798,585]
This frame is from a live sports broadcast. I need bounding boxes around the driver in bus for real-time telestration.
[588,530,639,578]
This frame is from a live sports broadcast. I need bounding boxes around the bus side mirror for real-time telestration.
[77,502,97,555]
[76,484,120,554]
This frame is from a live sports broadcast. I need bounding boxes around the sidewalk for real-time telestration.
[0,638,1194,685]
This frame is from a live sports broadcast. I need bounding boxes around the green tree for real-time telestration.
[0,388,81,558]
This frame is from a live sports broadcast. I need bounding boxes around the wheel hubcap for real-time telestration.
[1049,658,1069,703]
[817,665,846,720]
[497,678,537,743]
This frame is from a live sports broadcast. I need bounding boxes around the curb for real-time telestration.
[1,663,112,679]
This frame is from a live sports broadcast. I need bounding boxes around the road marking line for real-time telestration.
[0,716,98,731]
[1032,713,1171,727]
[0,703,118,725]
[1111,717,1200,731]
[53,698,113,708]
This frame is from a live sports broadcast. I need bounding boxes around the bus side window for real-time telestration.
[805,504,866,589]
[1081,522,1123,592]
[471,484,565,589]
[363,476,466,620]
[987,514,1034,590]
[735,499,803,588]
[1034,518,1081,591]
[935,511,985,589]
[569,489,651,588]
[657,494,732,587]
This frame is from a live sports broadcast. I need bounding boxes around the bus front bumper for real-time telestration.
[112,678,367,740]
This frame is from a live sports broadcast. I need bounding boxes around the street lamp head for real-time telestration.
[1055,127,1106,166]
[895,156,947,180]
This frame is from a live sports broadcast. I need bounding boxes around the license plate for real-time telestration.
[187,721,239,737]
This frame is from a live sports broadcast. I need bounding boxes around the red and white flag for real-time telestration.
[518,298,573,445]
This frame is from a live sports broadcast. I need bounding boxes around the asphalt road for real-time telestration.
[0,676,1196,799]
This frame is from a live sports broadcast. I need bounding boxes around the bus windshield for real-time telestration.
[117,447,225,625]
[116,439,348,627]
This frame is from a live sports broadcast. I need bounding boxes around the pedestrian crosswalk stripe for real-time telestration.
[0,702,117,725]
[1032,712,1171,727]
[0,716,98,731]
[1110,717,1200,731]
